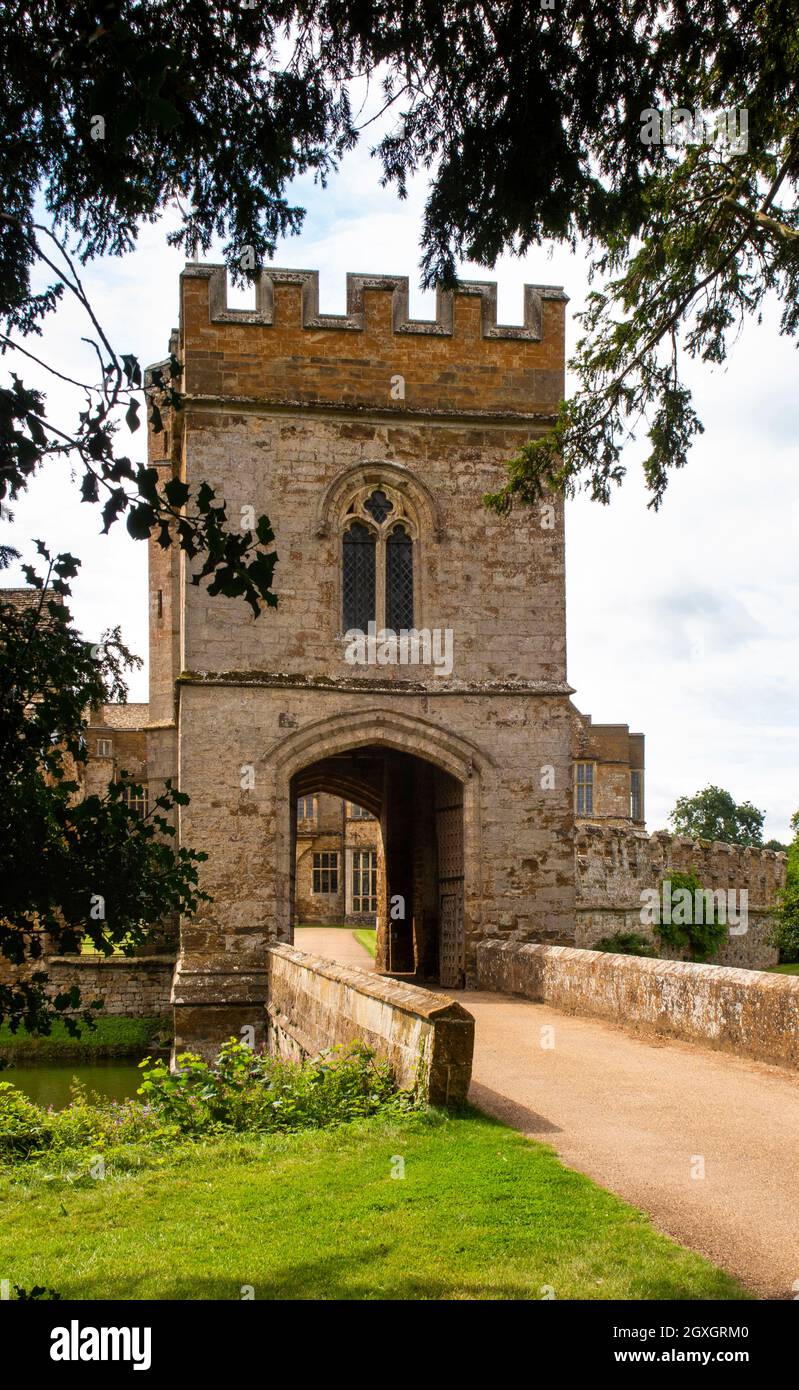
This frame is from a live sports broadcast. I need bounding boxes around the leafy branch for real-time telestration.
[486,121,799,513]
[0,547,209,1032]
[1,216,278,615]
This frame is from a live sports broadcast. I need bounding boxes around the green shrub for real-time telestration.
[43,1080,131,1153]
[771,833,799,961]
[0,1040,408,1165]
[593,932,656,958]
[0,1079,164,1161]
[771,877,799,963]
[655,872,728,962]
[137,1039,405,1136]
[0,1081,54,1157]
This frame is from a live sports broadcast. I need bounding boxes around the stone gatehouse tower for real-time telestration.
[148,264,576,1055]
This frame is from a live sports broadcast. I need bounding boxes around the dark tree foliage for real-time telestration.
[655,869,728,962]
[1,0,327,610]
[669,784,766,847]
[773,809,799,962]
[3,2,797,542]
[0,546,208,1032]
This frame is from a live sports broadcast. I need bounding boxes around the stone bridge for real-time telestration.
[289,926,799,1300]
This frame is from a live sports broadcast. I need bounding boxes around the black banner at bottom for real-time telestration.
[2,1297,789,1378]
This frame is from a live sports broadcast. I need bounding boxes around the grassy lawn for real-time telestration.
[353,928,376,957]
[0,1107,748,1300]
[768,962,799,975]
[0,1016,166,1061]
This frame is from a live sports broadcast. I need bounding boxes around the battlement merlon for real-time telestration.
[574,822,788,905]
[178,263,568,420]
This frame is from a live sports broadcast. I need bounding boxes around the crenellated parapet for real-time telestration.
[179,263,567,418]
[575,823,787,911]
[573,825,785,969]
[192,264,566,339]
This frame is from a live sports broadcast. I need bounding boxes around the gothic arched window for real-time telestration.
[386,524,413,630]
[342,521,376,631]
[341,487,416,631]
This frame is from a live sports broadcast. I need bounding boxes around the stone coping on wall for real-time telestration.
[265,943,474,1106]
[177,670,574,696]
[48,956,176,967]
[183,392,560,427]
[476,939,799,1070]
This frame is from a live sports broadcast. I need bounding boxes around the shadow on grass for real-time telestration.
[50,1245,746,1303]
[467,1082,562,1136]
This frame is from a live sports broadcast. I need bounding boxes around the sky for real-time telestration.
[3,116,798,842]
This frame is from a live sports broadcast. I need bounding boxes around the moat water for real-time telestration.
[3,1060,146,1110]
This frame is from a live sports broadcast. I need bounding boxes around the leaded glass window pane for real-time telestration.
[313,852,338,894]
[575,763,594,815]
[352,850,378,913]
[363,489,394,524]
[122,783,148,819]
[386,524,413,630]
[342,522,376,630]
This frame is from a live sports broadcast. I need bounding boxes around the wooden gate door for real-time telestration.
[435,770,465,988]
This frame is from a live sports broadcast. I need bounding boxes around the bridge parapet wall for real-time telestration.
[264,943,474,1106]
[476,940,799,1070]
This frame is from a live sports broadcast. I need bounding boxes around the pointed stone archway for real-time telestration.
[265,708,490,986]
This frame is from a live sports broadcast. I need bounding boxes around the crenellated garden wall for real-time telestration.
[574,825,786,969]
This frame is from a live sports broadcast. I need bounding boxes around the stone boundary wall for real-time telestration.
[575,825,786,969]
[46,956,175,1018]
[264,943,474,1105]
[476,940,799,1070]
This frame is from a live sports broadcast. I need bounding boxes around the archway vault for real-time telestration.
[264,704,494,785]
[267,706,487,975]
[293,752,383,820]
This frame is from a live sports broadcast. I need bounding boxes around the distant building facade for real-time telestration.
[570,708,645,828]
[295,793,381,926]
